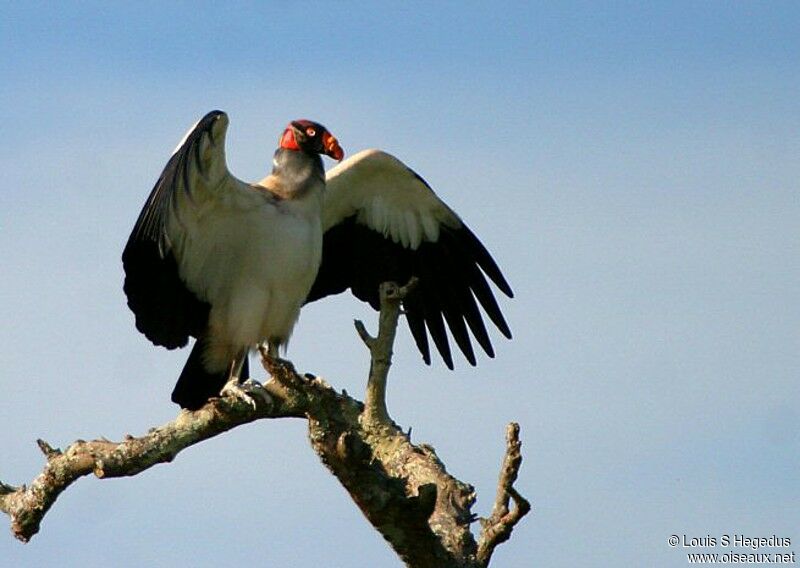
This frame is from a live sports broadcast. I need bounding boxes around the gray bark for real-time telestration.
[1,282,530,567]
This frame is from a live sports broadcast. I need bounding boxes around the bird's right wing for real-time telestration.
[122,110,238,349]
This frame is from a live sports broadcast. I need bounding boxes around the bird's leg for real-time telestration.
[230,352,247,382]
[257,340,281,370]
[262,340,279,361]
[220,349,272,409]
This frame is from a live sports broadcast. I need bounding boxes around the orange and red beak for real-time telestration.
[322,131,344,161]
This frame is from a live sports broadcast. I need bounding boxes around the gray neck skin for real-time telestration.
[271,148,325,199]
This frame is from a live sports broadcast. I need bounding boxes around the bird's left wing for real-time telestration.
[122,110,236,349]
[307,149,513,369]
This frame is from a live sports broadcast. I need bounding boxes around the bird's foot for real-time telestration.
[220,377,272,410]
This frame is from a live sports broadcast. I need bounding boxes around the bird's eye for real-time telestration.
[306,127,316,137]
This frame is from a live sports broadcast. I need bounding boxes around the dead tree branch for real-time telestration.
[477,422,532,566]
[2,281,530,567]
[355,277,418,429]
[0,380,293,543]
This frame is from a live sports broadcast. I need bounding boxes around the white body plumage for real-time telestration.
[168,176,324,371]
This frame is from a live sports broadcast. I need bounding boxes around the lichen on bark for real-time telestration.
[1,282,529,567]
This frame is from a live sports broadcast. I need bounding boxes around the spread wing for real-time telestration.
[307,149,513,369]
[122,110,236,349]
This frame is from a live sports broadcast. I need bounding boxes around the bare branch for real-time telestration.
[1,383,294,542]
[36,440,61,459]
[358,277,417,430]
[354,319,375,347]
[3,277,529,567]
[476,422,532,566]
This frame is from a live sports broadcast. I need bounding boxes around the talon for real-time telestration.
[242,378,273,406]
[221,377,271,409]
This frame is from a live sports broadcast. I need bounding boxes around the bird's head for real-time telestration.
[279,120,344,161]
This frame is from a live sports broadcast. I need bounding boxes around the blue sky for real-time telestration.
[1,3,798,567]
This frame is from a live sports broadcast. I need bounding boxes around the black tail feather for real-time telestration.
[171,340,249,410]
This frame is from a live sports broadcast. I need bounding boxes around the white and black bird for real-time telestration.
[123,111,513,410]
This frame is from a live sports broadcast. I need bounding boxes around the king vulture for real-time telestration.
[122,111,513,409]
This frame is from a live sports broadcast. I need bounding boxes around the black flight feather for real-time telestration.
[122,111,224,349]
[306,214,512,369]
